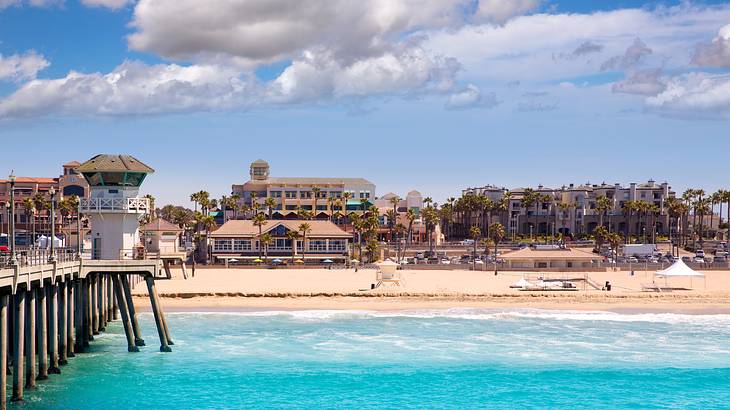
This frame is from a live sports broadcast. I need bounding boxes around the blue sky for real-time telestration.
[1,0,729,207]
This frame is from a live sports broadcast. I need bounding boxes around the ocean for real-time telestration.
[16,309,730,409]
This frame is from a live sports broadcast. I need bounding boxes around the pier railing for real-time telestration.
[80,197,150,213]
[0,247,78,268]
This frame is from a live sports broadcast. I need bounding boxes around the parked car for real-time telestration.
[696,250,706,258]
[440,258,451,265]
[681,256,691,263]
[693,257,705,263]
[628,257,639,263]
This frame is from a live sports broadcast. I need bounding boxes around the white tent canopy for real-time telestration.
[655,260,705,277]
[513,278,532,288]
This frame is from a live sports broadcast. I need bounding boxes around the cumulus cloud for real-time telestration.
[600,38,652,71]
[444,84,498,110]
[80,0,134,10]
[645,73,730,119]
[267,46,459,103]
[127,0,535,65]
[474,0,540,24]
[612,69,666,96]
[0,61,256,119]
[0,51,49,82]
[691,24,730,67]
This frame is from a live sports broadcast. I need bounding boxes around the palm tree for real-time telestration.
[311,187,321,219]
[359,197,369,215]
[198,214,216,264]
[622,200,636,244]
[259,232,273,263]
[250,192,259,215]
[469,226,481,270]
[22,197,35,246]
[341,191,352,222]
[385,209,397,243]
[252,213,267,260]
[264,197,277,220]
[422,205,440,255]
[522,188,536,241]
[489,222,505,275]
[298,222,311,264]
[596,195,612,231]
[286,231,301,263]
[400,209,416,260]
[33,192,49,235]
[230,194,241,220]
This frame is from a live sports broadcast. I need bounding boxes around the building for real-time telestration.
[0,161,89,244]
[501,246,603,269]
[458,180,675,239]
[230,160,376,220]
[78,154,154,259]
[374,190,428,243]
[210,219,352,263]
[141,218,184,256]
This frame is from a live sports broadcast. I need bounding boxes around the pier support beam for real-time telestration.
[1,295,9,410]
[106,276,113,322]
[67,280,75,358]
[120,275,144,346]
[11,291,25,402]
[97,276,105,331]
[58,282,68,365]
[36,287,48,380]
[74,280,84,353]
[145,276,171,352]
[48,285,60,375]
[85,279,93,343]
[24,289,35,389]
[111,275,139,353]
[91,275,99,335]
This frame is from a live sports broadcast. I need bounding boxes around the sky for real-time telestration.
[1,0,729,208]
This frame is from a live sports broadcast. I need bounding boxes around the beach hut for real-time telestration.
[654,259,705,289]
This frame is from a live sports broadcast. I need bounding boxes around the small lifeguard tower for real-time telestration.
[78,155,154,260]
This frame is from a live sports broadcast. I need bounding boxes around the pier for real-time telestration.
[0,250,173,407]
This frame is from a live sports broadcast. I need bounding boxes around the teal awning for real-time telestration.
[347,200,372,206]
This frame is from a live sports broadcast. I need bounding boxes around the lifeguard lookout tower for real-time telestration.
[78,154,154,260]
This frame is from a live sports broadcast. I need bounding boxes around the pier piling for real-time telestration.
[91,276,99,335]
[111,275,139,353]
[121,275,145,346]
[1,295,8,410]
[24,289,35,388]
[59,282,68,365]
[145,276,171,352]
[48,285,60,374]
[85,279,93,343]
[36,287,48,380]
[67,280,75,358]
[11,291,25,402]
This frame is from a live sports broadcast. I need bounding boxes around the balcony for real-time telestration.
[80,197,150,214]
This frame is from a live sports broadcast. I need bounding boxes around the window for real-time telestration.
[271,191,282,198]
[285,191,297,199]
[329,191,341,198]
[309,240,327,252]
[214,239,233,252]
[286,205,298,210]
[252,167,267,177]
[301,191,312,199]
[316,191,327,199]
[329,240,346,252]
[359,192,370,199]
[317,205,327,211]
[233,240,251,251]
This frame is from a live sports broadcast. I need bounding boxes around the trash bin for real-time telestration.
[605,281,612,291]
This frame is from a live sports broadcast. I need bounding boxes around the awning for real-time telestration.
[347,200,372,207]
[655,260,704,277]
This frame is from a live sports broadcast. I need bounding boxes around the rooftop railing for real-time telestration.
[80,197,150,213]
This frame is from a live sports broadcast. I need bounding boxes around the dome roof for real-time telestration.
[251,159,269,166]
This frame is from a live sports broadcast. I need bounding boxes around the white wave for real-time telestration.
[164,308,730,326]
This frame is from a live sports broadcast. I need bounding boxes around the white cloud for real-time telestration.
[600,38,652,71]
[445,84,498,110]
[645,73,730,119]
[612,69,665,96]
[692,24,730,67]
[127,0,536,65]
[80,0,134,10]
[0,0,60,8]
[0,51,49,81]
[425,5,730,83]
[0,61,256,119]
[474,0,540,24]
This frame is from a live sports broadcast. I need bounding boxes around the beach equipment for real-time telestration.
[294,259,304,264]
[653,259,705,289]
[322,259,333,263]
[253,258,263,263]
[511,277,532,289]
[271,258,283,264]
[374,259,402,288]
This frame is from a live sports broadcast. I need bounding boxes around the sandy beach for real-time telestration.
[131,267,730,313]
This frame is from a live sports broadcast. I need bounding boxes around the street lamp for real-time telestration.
[8,172,16,265]
[49,186,56,262]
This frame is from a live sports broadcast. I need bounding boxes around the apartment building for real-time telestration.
[231,160,376,220]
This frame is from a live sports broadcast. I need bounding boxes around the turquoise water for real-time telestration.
[13,309,730,409]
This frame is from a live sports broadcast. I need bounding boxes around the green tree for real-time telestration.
[286,230,300,263]
[259,232,273,262]
[298,222,312,264]
[252,213,267,259]
[264,197,277,220]
[489,222,505,275]
[470,226,481,270]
